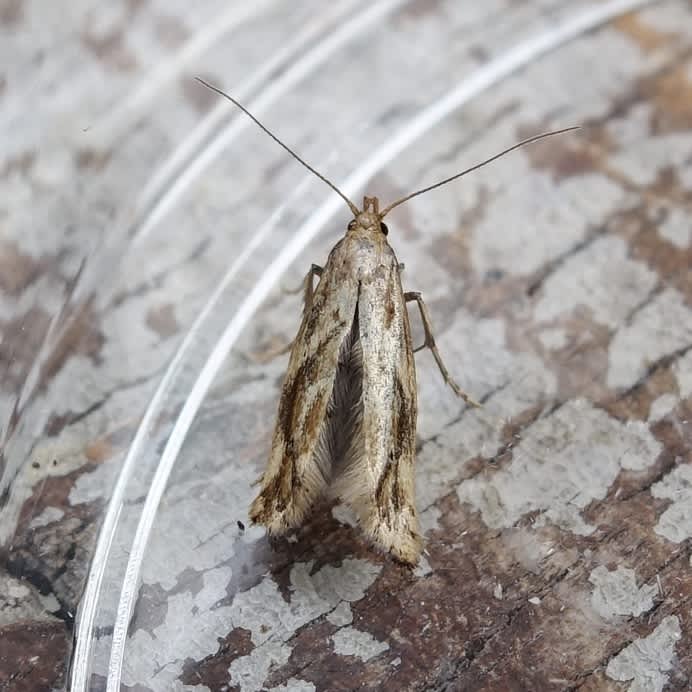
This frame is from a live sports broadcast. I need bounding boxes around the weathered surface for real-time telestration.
[1,1,691,691]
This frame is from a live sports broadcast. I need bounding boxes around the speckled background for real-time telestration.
[1,1,691,691]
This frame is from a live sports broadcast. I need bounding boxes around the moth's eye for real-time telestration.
[348,219,357,231]
[380,222,389,236]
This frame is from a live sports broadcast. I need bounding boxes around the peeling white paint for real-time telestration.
[268,678,316,692]
[28,505,64,529]
[416,312,558,521]
[416,311,507,439]
[533,235,657,327]
[672,349,692,398]
[119,559,380,690]
[304,559,381,605]
[589,565,657,619]
[648,393,678,422]
[231,559,380,647]
[630,2,692,37]
[416,410,501,514]
[658,207,692,249]
[605,103,652,149]
[537,327,568,350]
[414,555,433,578]
[419,504,442,534]
[610,132,692,187]
[222,559,381,689]
[141,494,240,591]
[327,601,353,626]
[1,432,93,545]
[681,159,692,191]
[607,288,692,390]
[68,453,123,507]
[229,639,291,692]
[416,299,558,439]
[606,616,681,692]
[171,683,212,692]
[0,573,59,627]
[651,464,692,542]
[457,399,661,533]
[122,567,236,691]
[470,173,624,277]
[331,626,389,662]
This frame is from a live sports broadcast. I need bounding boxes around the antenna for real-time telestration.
[379,126,580,218]
[195,78,360,216]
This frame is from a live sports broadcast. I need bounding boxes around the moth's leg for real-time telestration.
[302,264,323,313]
[284,263,323,302]
[405,291,481,408]
[250,338,294,363]
[261,265,324,361]
[254,265,323,363]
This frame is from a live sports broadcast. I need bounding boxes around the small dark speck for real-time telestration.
[52,459,58,466]
[32,461,40,469]
[237,520,245,531]
[485,268,505,282]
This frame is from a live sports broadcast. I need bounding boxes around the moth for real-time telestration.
[197,77,576,565]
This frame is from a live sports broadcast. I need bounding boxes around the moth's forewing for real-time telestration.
[249,239,359,533]
[333,240,422,565]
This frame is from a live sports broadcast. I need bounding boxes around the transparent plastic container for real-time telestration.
[2,1,682,690]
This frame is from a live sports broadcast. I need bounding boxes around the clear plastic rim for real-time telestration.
[69,0,661,688]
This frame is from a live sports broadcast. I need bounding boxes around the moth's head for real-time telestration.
[347,196,389,236]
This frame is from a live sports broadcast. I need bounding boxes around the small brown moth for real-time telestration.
[197,77,576,565]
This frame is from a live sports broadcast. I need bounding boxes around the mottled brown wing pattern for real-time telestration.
[249,239,359,533]
[334,242,422,565]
